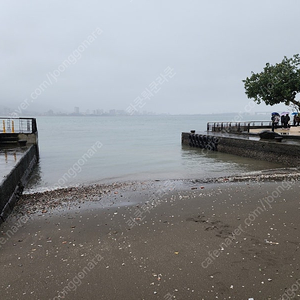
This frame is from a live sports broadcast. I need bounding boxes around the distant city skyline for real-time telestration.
[0,102,295,118]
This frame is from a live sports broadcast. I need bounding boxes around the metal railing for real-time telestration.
[207,121,272,133]
[0,118,37,134]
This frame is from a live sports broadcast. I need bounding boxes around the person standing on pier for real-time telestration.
[281,114,285,127]
[296,115,300,126]
[292,114,299,126]
[283,113,290,128]
[271,114,279,131]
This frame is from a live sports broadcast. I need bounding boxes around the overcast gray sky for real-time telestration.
[1,0,299,114]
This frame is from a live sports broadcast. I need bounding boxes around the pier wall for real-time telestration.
[182,132,300,166]
[0,117,38,147]
[0,145,38,223]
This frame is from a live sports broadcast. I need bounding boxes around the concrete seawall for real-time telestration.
[0,145,38,223]
[182,132,300,166]
[0,118,39,224]
[0,118,39,223]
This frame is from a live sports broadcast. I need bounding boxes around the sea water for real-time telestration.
[25,114,284,192]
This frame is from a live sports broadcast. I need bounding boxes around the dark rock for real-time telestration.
[259,130,282,141]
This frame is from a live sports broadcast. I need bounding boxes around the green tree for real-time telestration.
[243,54,300,111]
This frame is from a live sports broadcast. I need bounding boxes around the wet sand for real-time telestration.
[1,174,300,300]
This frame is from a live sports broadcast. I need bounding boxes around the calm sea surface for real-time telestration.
[25,114,284,192]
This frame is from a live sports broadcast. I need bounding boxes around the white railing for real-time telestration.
[207,121,272,133]
[0,118,37,134]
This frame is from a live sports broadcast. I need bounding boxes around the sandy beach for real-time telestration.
[1,172,300,300]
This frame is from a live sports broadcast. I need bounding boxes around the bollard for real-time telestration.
[3,120,6,133]
[12,120,14,133]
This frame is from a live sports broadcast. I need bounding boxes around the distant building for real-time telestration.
[74,107,80,114]
[93,109,104,115]
[45,109,54,116]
